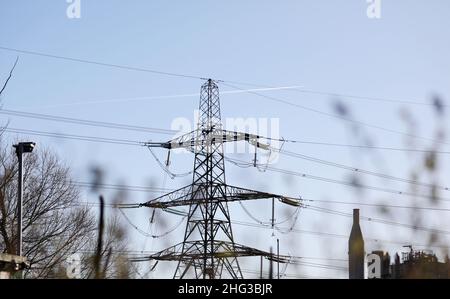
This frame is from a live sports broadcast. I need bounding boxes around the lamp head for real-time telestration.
[13,142,36,154]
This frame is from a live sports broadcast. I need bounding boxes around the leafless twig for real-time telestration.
[0,56,19,96]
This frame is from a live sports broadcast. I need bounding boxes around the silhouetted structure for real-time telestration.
[349,209,365,279]
[133,79,298,279]
[371,247,450,279]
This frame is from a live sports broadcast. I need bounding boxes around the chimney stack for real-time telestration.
[349,209,364,279]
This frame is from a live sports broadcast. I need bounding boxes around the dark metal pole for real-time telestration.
[271,198,275,231]
[94,195,105,279]
[16,146,23,257]
[260,256,263,279]
[13,142,35,279]
[269,247,273,279]
[277,239,280,279]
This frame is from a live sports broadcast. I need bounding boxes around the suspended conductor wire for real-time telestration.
[275,207,302,234]
[0,46,208,81]
[258,136,450,154]
[141,219,152,254]
[275,147,450,193]
[162,207,189,216]
[238,201,266,225]
[255,149,271,173]
[151,216,187,239]
[146,147,193,178]
[148,165,167,253]
[280,262,289,278]
[225,156,450,203]
[118,208,186,239]
[220,81,450,146]
[226,157,253,168]
[118,208,153,237]
[238,200,302,227]
[5,46,445,110]
[5,110,450,154]
[146,163,170,277]
[277,205,301,225]
[303,204,450,236]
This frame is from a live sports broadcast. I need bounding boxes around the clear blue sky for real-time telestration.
[1,0,450,278]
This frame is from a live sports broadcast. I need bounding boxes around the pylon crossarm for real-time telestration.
[140,184,303,209]
[225,185,303,207]
[129,241,290,263]
[144,129,270,153]
[143,130,197,150]
[140,184,194,209]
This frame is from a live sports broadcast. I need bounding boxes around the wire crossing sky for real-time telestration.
[1,1,450,279]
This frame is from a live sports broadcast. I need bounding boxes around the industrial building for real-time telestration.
[348,208,450,279]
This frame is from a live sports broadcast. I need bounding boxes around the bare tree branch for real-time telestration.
[1,144,137,278]
[0,56,19,96]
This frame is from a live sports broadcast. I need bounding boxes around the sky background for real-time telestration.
[1,0,450,278]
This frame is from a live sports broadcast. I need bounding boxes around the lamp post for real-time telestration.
[12,142,35,258]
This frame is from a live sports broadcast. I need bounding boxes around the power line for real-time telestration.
[10,118,450,202]
[294,256,348,262]
[72,178,450,213]
[75,201,450,250]
[232,203,450,243]
[147,147,193,178]
[5,109,450,154]
[0,46,208,81]
[241,269,339,279]
[75,191,450,249]
[3,47,446,149]
[71,181,172,194]
[309,199,450,212]
[305,205,450,236]
[288,88,441,107]
[221,82,449,146]
[226,157,450,203]
[286,260,348,271]
[0,46,286,88]
[117,206,430,273]
[77,198,450,235]
[117,208,186,239]
[263,138,450,154]
[232,219,450,250]
[230,218,450,251]
[308,202,450,236]
[0,109,176,135]
[218,81,441,108]
[276,148,450,192]
[6,130,450,233]
[3,127,146,146]
[30,85,305,109]
[2,46,438,109]
[78,248,347,263]
[7,126,450,204]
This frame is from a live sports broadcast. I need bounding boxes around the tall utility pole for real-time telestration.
[260,256,263,279]
[12,142,35,258]
[135,79,301,279]
[277,239,280,279]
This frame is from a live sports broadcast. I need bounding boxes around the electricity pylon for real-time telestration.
[138,79,300,279]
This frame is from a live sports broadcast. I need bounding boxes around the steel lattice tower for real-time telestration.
[138,79,301,279]
[176,79,240,278]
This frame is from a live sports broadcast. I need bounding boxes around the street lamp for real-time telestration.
[12,142,35,258]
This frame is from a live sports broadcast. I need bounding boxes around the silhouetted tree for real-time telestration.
[0,145,95,278]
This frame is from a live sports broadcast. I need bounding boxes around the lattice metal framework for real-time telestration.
[140,79,301,279]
